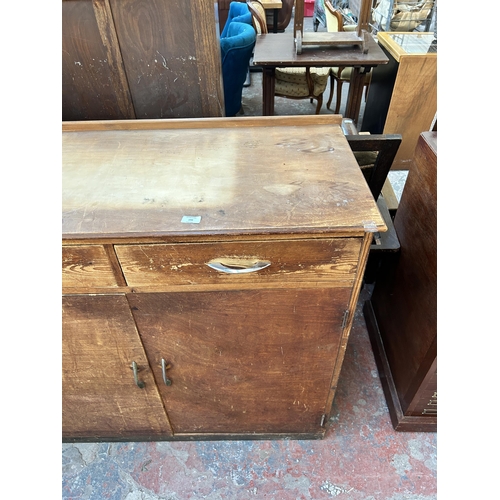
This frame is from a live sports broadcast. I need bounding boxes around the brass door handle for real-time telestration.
[162,358,172,386]
[206,259,271,274]
[131,361,145,388]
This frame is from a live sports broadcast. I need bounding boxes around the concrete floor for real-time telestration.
[62,13,436,500]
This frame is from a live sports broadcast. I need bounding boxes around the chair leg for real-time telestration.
[327,74,334,110]
[315,94,323,114]
[335,80,344,114]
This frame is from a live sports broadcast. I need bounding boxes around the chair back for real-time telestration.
[345,134,402,200]
[221,2,253,38]
[247,1,268,34]
[324,0,343,32]
[220,21,256,116]
[274,0,294,32]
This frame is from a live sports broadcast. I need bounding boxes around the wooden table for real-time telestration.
[62,115,386,442]
[260,0,282,33]
[252,32,389,122]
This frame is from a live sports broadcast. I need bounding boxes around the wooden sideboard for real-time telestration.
[62,0,224,120]
[62,115,386,441]
[361,32,437,169]
[364,132,437,431]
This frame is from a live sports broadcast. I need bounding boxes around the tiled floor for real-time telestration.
[62,13,436,500]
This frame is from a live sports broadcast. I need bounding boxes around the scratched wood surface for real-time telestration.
[108,0,223,118]
[62,0,136,120]
[128,287,351,434]
[115,238,360,289]
[62,0,223,120]
[62,294,173,439]
[62,245,118,288]
[62,116,385,239]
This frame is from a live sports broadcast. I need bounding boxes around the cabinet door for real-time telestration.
[62,0,135,121]
[62,294,173,440]
[128,288,352,436]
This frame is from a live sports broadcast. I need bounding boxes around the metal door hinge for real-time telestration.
[341,310,349,329]
[320,414,326,427]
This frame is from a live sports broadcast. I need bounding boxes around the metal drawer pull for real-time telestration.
[161,358,172,386]
[131,361,145,389]
[206,259,271,274]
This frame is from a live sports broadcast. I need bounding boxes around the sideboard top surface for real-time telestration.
[62,116,386,240]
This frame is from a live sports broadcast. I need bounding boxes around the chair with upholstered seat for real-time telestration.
[325,0,372,114]
[220,20,256,116]
[247,0,329,114]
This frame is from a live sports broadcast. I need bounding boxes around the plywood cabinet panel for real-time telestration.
[62,0,135,121]
[62,245,119,289]
[128,288,351,435]
[62,294,173,440]
[109,0,224,118]
[364,132,436,431]
[62,0,224,120]
[115,239,361,290]
[361,32,436,169]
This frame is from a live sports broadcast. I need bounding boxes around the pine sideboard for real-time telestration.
[62,116,386,442]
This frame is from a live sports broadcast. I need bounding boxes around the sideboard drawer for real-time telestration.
[62,245,118,289]
[115,239,362,288]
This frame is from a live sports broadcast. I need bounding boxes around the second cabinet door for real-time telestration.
[128,288,352,436]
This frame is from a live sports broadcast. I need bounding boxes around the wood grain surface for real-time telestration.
[62,245,119,289]
[62,295,173,439]
[62,117,385,239]
[62,0,135,120]
[115,238,361,289]
[128,287,351,434]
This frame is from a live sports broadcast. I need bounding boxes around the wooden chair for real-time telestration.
[247,0,267,34]
[343,131,403,283]
[325,0,372,114]
[265,0,294,32]
[247,0,329,114]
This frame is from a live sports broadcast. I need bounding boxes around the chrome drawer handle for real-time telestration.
[206,259,271,274]
[131,361,145,389]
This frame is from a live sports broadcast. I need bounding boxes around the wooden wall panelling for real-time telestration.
[109,0,224,118]
[62,0,136,120]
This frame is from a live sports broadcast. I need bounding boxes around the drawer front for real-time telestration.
[62,245,118,289]
[115,239,362,288]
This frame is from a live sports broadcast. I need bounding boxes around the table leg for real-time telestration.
[345,67,369,125]
[262,66,275,116]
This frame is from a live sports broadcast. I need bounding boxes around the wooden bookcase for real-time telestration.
[62,115,386,441]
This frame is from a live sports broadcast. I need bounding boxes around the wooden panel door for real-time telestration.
[62,294,173,440]
[62,0,135,121]
[109,0,224,118]
[128,288,352,436]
